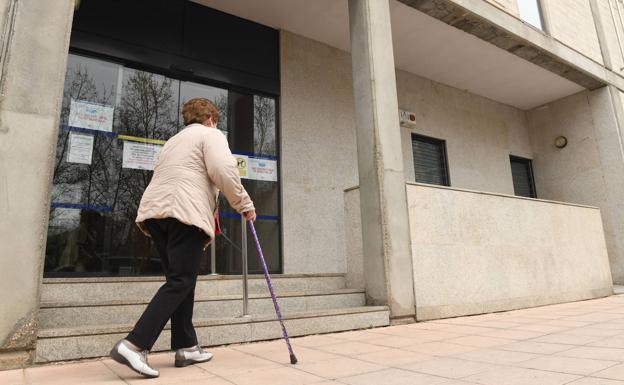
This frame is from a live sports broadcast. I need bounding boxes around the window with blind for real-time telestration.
[510,155,537,198]
[411,133,450,186]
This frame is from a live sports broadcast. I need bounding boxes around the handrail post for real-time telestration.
[241,214,249,317]
[210,240,218,275]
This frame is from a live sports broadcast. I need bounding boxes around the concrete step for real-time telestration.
[41,273,347,303]
[39,289,366,328]
[35,306,390,363]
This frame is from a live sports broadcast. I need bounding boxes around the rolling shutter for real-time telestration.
[411,133,449,186]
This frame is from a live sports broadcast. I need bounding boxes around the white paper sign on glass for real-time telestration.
[68,99,114,132]
[122,141,163,170]
[66,132,94,165]
[248,158,277,181]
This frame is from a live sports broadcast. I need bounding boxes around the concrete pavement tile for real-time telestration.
[480,328,548,340]
[250,346,342,364]
[558,346,624,361]
[446,335,515,348]
[307,382,348,385]
[516,355,618,375]
[513,324,568,333]
[566,378,624,385]
[495,316,541,324]
[232,340,287,354]
[590,323,624,331]
[403,341,478,356]
[399,357,500,379]
[440,326,500,335]
[165,377,236,385]
[292,335,344,347]
[496,341,575,354]
[369,327,464,341]
[462,366,580,385]
[26,361,123,385]
[565,314,624,323]
[228,366,323,385]
[562,327,623,337]
[451,348,540,365]
[403,322,455,330]
[364,335,425,348]
[543,320,593,328]
[333,330,386,341]
[315,341,389,356]
[339,367,451,385]
[592,363,624,380]
[588,336,624,349]
[0,368,25,385]
[531,333,603,345]
[355,348,432,366]
[293,356,385,379]
[472,321,524,329]
[195,348,281,376]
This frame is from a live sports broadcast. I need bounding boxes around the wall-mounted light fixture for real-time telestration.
[554,135,568,149]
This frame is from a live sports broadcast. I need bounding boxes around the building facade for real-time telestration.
[0,0,623,369]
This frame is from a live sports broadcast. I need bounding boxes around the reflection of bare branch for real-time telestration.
[254,96,276,156]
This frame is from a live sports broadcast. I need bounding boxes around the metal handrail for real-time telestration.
[209,214,249,316]
[210,241,218,275]
[241,215,249,317]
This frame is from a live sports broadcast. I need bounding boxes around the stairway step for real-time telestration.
[39,289,366,328]
[41,273,347,303]
[35,306,390,363]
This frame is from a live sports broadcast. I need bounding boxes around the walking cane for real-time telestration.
[247,220,298,365]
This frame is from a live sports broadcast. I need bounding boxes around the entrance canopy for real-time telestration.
[194,0,584,109]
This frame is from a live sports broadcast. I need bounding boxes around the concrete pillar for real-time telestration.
[0,0,75,369]
[348,0,416,322]
[588,86,624,284]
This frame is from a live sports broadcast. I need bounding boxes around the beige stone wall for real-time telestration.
[281,31,535,274]
[591,0,624,72]
[406,183,613,320]
[540,0,604,64]
[527,88,624,283]
[280,32,357,274]
[396,70,532,195]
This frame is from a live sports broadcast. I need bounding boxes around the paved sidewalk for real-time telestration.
[5,294,624,385]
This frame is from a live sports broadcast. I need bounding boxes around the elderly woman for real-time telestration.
[110,98,255,378]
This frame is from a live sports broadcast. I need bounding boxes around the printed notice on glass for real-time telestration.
[122,141,162,170]
[66,132,94,165]
[248,158,277,181]
[234,155,249,178]
[68,99,114,132]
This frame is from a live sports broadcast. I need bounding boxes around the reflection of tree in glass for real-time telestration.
[253,96,276,156]
[111,71,178,259]
[51,65,114,221]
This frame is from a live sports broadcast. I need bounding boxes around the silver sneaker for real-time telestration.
[175,345,213,367]
[110,339,159,378]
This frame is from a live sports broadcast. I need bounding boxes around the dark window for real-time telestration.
[411,133,450,186]
[510,155,537,198]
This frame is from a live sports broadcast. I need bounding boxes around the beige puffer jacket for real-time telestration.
[136,123,254,243]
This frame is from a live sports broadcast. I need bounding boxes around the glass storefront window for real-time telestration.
[45,53,280,277]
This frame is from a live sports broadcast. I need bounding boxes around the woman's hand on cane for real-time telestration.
[244,209,256,222]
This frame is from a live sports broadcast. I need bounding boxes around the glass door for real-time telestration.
[45,53,281,276]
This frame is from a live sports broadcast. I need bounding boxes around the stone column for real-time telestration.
[348,0,416,322]
[0,0,75,369]
[588,86,624,284]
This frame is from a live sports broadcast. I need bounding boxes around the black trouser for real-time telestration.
[126,218,208,351]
